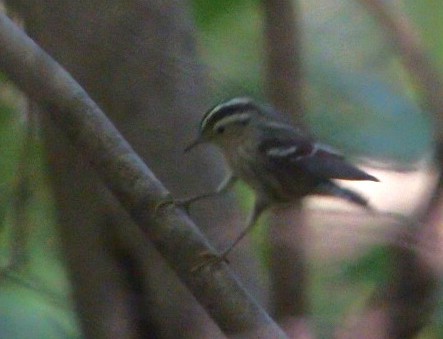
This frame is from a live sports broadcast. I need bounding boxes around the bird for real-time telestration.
[181,97,379,269]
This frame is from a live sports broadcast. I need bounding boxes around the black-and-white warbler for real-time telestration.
[183,97,379,268]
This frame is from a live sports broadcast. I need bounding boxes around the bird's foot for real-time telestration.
[155,195,194,214]
[191,250,229,272]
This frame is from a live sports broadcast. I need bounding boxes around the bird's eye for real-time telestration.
[215,126,225,134]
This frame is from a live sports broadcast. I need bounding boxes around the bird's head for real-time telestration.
[185,97,265,152]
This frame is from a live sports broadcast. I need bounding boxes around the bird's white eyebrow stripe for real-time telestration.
[213,113,251,131]
[267,145,298,157]
[201,98,252,130]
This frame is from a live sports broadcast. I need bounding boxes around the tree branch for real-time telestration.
[0,13,287,338]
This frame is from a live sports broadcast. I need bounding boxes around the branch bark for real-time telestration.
[0,12,286,338]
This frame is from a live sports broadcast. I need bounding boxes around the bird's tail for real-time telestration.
[315,182,423,232]
[316,181,369,208]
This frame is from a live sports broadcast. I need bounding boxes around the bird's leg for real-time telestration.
[178,174,237,211]
[155,175,236,213]
[191,199,268,272]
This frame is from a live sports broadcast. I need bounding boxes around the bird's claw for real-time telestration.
[154,196,194,214]
[154,195,175,214]
[175,198,194,213]
[191,250,229,273]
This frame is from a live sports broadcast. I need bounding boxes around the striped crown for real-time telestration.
[199,97,260,133]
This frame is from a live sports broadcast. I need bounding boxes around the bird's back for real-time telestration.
[225,120,377,204]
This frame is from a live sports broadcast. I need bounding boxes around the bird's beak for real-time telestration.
[184,136,204,153]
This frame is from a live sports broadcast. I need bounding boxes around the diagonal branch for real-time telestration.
[0,13,287,338]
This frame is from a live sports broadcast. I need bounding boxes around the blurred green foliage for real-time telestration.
[0,281,77,338]
[340,245,391,286]
[193,0,260,28]
[404,0,443,73]
[0,85,80,337]
[193,0,265,100]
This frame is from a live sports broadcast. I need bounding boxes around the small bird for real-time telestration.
[183,97,379,268]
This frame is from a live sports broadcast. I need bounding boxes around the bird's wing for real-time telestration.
[259,136,379,182]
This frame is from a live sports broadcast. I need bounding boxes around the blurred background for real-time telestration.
[1,0,442,338]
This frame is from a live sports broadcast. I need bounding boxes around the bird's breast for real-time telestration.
[224,145,293,202]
